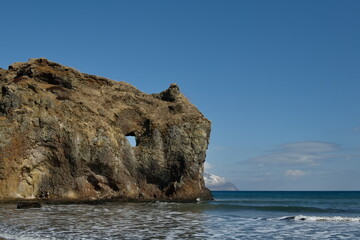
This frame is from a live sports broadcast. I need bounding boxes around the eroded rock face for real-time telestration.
[0,58,211,201]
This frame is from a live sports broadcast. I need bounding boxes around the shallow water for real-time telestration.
[1,191,360,239]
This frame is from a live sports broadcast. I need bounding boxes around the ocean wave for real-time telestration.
[273,215,360,222]
[209,203,346,213]
[0,232,41,240]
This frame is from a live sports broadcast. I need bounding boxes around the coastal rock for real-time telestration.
[0,58,212,201]
[16,202,42,209]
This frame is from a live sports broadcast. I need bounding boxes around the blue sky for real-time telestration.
[1,0,359,190]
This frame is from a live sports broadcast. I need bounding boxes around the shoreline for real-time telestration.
[0,197,213,207]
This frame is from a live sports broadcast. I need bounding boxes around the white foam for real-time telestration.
[294,215,360,222]
[0,232,41,240]
[2,202,360,240]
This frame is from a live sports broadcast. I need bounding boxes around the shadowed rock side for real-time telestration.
[0,58,212,202]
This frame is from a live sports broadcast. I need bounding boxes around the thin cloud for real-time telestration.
[284,169,306,179]
[251,152,322,165]
[204,162,213,170]
[248,141,340,166]
[236,142,360,189]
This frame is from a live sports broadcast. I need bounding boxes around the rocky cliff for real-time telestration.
[0,58,212,202]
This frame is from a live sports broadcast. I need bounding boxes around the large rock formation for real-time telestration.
[0,58,212,202]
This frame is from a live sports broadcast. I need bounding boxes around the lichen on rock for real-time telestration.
[0,58,212,202]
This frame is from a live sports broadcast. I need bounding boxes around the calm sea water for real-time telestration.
[1,191,360,239]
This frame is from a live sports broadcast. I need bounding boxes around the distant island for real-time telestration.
[204,172,239,191]
[0,58,212,202]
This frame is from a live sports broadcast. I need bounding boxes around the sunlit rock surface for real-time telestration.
[0,58,212,201]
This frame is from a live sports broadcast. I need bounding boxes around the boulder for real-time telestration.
[16,202,42,209]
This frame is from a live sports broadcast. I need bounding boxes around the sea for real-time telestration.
[1,191,360,239]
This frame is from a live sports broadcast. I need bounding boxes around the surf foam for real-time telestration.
[274,215,360,222]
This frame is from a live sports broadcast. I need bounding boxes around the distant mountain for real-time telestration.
[203,172,239,191]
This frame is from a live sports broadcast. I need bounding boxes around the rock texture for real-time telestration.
[0,58,212,202]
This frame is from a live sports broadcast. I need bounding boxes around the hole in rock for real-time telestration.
[126,135,136,147]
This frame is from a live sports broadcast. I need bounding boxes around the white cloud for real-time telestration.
[251,152,320,165]
[236,141,360,190]
[284,169,306,179]
[204,162,213,170]
[248,142,339,166]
